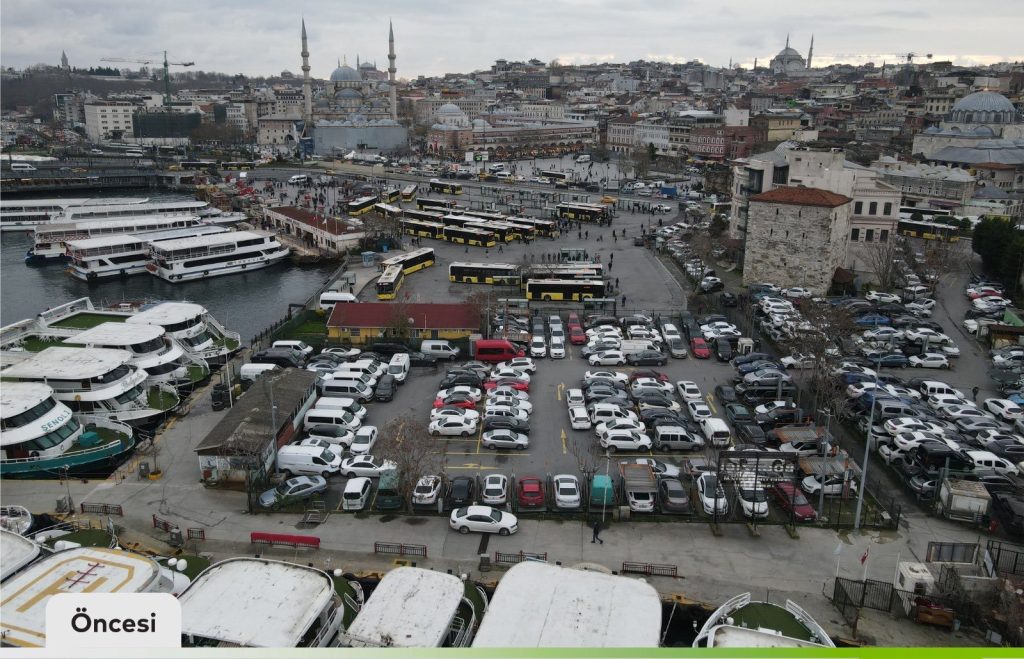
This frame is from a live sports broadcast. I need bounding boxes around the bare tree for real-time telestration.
[775,302,858,418]
[373,415,445,512]
[385,298,412,341]
[859,238,905,292]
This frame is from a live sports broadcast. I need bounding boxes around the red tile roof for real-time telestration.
[328,303,479,330]
[750,186,851,208]
[269,206,360,236]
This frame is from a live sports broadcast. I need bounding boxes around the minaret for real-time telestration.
[387,20,398,121]
[60,50,69,70]
[807,34,814,69]
[754,57,758,71]
[300,19,312,127]
[785,34,790,50]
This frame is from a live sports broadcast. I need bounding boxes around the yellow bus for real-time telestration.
[375,264,405,300]
[380,247,435,275]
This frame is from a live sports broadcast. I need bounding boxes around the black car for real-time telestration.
[584,376,627,390]
[991,493,1024,538]
[482,416,530,434]
[724,403,753,425]
[720,292,738,307]
[756,407,810,429]
[627,350,668,366]
[584,384,629,402]
[715,340,733,362]
[733,352,773,367]
[737,423,768,447]
[714,385,739,405]
[581,342,620,358]
[634,392,676,409]
[449,476,476,507]
[374,374,397,401]
[367,342,410,356]
[440,374,483,389]
[408,351,439,367]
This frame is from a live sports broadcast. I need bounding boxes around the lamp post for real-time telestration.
[853,369,879,530]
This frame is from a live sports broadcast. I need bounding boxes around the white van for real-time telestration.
[288,174,309,185]
[495,171,514,181]
[11,162,37,172]
[272,340,313,357]
[342,477,372,511]
[314,396,367,419]
[320,379,374,402]
[575,155,591,164]
[328,368,379,388]
[126,149,144,157]
[421,340,460,361]
[700,417,732,447]
[919,380,961,399]
[387,353,410,383]
[488,164,506,173]
[348,359,388,377]
[319,291,356,311]
[239,363,280,383]
[277,444,341,478]
[303,407,362,432]
[654,426,704,451]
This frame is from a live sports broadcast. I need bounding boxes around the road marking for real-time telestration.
[476,426,483,454]
[705,393,717,414]
[556,382,565,401]
[561,428,568,454]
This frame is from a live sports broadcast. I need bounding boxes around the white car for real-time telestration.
[883,417,948,436]
[909,353,950,369]
[863,327,904,342]
[699,321,736,333]
[449,505,518,535]
[340,455,397,478]
[483,406,530,422]
[481,429,529,450]
[696,472,728,515]
[676,380,702,401]
[322,346,361,359]
[490,367,531,383]
[496,357,537,373]
[584,370,629,385]
[928,393,968,411]
[686,400,712,421]
[595,418,645,439]
[753,400,795,415]
[489,386,529,401]
[631,377,674,395]
[904,327,944,343]
[530,337,547,358]
[296,437,344,460]
[983,399,1024,423]
[486,396,533,413]
[833,362,877,377]
[565,387,585,407]
[549,339,566,359]
[435,386,482,402]
[349,426,378,454]
[600,429,653,452]
[428,417,478,436]
[589,350,626,366]
[892,431,948,451]
[622,457,681,478]
[306,425,356,447]
[905,301,933,317]
[801,474,858,496]
[780,353,815,369]
[941,405,991,422]
[481,474,508,505]
[782,287,813,299]
[430,406,481,422]
[553,474,582,508]
[865,291,901,303]
[568,406,592,430]
[412,475,444,505]
[737,478,769,519]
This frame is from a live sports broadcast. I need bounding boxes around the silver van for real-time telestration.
[342,477,372,511]
[654,426,704,451]
[700,417,732,447]
[421,340,460,361]
[303,408,362,432]
[239,363,280,383]
[388,353,410,383]
[326,369,377,389]
[919,381,960,399]
[276,444,341,478]
[319,379,374,402]
[314,396,367,419]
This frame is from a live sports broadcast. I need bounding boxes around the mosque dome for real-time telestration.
[952,91,1016,115]
[336,88,362,99]
[330,65,361,82]
[775,46,803,59]
[437,103,464,116]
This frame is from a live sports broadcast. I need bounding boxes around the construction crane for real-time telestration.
[101,51,195,106]
[896,52,933,65]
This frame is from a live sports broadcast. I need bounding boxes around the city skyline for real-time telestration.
[2,0,1023,79]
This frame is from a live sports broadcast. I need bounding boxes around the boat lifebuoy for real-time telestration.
[203,271,210,276]
[241,264,247,269]
[87,272,98,280]
[120,269,127,276]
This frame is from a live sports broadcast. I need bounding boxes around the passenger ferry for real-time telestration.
[61,322,209,388]
[26,214,208,261]
[125,301,241,363]
[0,197,148,232]
[0,547,186,648]
[146,230,289,283]
[0,382,136,477]
[179,558,363,648]
[0,347,179,426]
[692,592,835,648]
[52,199,219,224]
[65,225,230,280]
[0,529,49,583]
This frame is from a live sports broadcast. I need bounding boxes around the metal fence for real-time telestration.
[927,541,979,564]
[494,550,547,566]
[373,541,428,558]
[986,539,1024,578]
[80,502,123,516]
[832,578,861,632]
[621,561,678,577]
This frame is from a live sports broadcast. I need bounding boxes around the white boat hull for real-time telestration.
[68,262,149,281]
[149,248,290,283]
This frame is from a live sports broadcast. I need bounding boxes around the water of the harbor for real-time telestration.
[0,191,338,340]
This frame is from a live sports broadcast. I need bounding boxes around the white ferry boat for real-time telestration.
[0,197,149,232]
[0,529,49,583]
[147,230,289,283]
[65,225,230,280]
[52,199,214,224]
[692,592,835,648]
[0,347,179,426]
[125,301,241,363]
[26,214,207,261]
[340,567,483,648]
[179,558,363,648]
[0,547,185,648]
[0,382,136,477]
[61,322,209,388]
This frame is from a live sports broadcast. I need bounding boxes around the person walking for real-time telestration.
[591,520,603,544]
[972,386,980,402]
[621,295,627,306]
[615,277,620,289]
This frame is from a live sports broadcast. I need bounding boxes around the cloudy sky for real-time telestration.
[2,0,1022,78]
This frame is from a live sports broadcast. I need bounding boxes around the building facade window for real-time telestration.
[866,229,874,242]
[883,202,892,215]
[880,229,889,242]
[854,201,863,214]
[850,228,860,241]
[869,202,877,215]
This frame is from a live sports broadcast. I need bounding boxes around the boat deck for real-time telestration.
[730,603,816,642]
[48,312,127,329]
[147,387,179,411]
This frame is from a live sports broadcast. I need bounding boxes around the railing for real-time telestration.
[152,514,173,532]
[373,541,427,558]
[621,561,678,577]
[250,531,321,549]
[81,502,123,516]
[494,550,547,566]
[308,606,342,648]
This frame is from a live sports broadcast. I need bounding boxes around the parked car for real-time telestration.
[481,429,529,450]
[658,478,692,513]
[517,476,545,507]
[696,472,728,515]
[412,475,445,505]
[259,476,328,509]
[449,505,518,535]
[481,474,509,505]
[553,474,582,508]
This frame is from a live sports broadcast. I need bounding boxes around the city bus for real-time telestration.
[416,197,458,212]
[524,278,606,301]
[541,171,570,183]
[899,206,952,222]
[401,184,418,202]
[381,187,401,204]
[448,262,522,285]
[347,195,379,217]
[429,180,464,195]
[221,161,258,170]
[896,219,960,242]
[526,264,605,282]
[376,264,404,300]
[466,221,514,243]
[556,202,609,223]
[179,160,217,170]
[461,209,507,223]
[380,247,436,275]
[400,218,445,240]
[496,219,536,241]
[374,203,403,220]
[404,208,447,223]
[443,225,496,247]
[439,214,480,228]
[507,216,557,238]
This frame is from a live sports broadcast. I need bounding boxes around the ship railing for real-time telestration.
[36,297,96,326]
[151,242,237,261]
[1,432,133,466]
[203,314,242,345]
[308,606,343,648]
[79,414,135,438]
[785,599,834,647]
[71,242,147,259]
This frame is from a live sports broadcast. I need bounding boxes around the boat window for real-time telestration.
[144,361,180,375]
[93,364,131,384]
[114,383,145,405]
[132,337,165,353]
[1,397,58,430]
[162,315,203,332]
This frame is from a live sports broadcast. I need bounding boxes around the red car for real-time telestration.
[567,312,580,326]
[569,326,587,345]
[690,337,711,359]
[432,394,477,410]
[768,482,817,522]
[517,476,545,507]
[628,369,669,383]
[483,378,530,392]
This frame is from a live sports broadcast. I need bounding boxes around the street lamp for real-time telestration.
[853,369,880,530]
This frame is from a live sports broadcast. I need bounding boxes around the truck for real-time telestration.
[590,474,614,509]
[772,425,828,456]
[660,185,678,199]
[620,463,657,513]
[935,478,991,522]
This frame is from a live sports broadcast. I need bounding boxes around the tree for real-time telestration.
[647,142,657,162]
[709,214,729,237]
[385,298,413,342]
[630,145,650,179]
[860,237,905,292]
[973,216,1024,297]
[373,414,445,512]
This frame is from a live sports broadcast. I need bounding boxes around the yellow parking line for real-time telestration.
[556,382,565,401]
[476,426,483,454]
[445,452,531,458]
[705,393,717,414]
[561,428,568,454]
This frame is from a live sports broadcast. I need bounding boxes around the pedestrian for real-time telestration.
[972,386,979,402]
[585,230,589,239]
[621,295,627,306]
[615,277,620,289]
[609,253,613,262]
[578,231,582,240]
[591,520,603,544]
[612,229,617,239]
[608,262,613,272]
[498,244,503,253]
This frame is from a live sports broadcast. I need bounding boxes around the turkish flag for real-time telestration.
[860,548,869,565]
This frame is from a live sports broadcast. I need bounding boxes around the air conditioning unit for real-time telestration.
[168,527,184,547]
[55,496,72,514]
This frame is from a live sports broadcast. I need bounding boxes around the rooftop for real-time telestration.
[0,529,45,582]
[63,321,164,347]
[1,346,132,380]
[127,302,207,326]
[472,562,661,647]
[178,558,336,647]
[148,229,270,252]
[1,382,56,418]
[268,206,363,236]
[328,303,480,331]
[41,214,200,234]
[749,186,852,208]
[62,200,207,219]
[344,567,464,647]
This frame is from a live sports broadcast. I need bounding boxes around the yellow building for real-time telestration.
[327,303,479,345]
